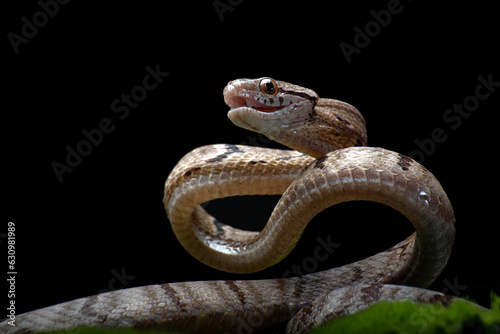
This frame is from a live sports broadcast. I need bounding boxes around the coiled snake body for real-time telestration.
[1,78,456,333]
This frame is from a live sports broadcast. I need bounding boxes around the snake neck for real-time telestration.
[279,98,368,158]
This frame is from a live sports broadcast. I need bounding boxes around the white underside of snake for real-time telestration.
[1,78,461,333]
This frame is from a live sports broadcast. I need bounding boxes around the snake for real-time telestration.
[1,77,457,333]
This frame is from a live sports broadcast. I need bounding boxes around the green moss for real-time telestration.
[310,293,500,334]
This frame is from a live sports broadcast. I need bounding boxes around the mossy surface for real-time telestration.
[310,293,500,334]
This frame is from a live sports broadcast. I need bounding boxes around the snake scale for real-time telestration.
[1,78,457,333]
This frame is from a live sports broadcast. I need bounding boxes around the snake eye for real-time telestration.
[259,78,279,98]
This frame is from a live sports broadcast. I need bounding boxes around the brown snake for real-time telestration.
[1,78,457,333]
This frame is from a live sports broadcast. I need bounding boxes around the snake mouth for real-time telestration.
[226,96,287,113]
[227,107,259,132]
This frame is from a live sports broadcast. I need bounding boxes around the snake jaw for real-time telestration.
[227,106,261,132]
[226,96,289,132]
[245,99,288,113]
[225,92,289,113]
[224,78,316,136]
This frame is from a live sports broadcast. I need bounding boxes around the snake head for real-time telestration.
[224,77,366,158]
[224,77,318,110]
[224,77,320,148]
[224,78,318,132]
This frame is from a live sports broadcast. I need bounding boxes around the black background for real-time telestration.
[3,0,499,322]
